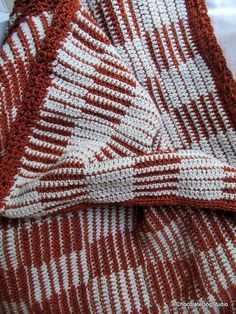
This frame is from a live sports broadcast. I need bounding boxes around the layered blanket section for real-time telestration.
[3,150,236,218]
[0,205,235,312]
[0,0,235,219]
[0,1,53,154]
[80,0,236,164]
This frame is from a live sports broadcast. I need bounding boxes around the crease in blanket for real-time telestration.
[0,0,235,313]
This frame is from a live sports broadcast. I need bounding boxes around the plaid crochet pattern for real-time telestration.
[0,0,235,313]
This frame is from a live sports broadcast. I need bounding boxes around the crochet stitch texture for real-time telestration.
[0,0,235,312]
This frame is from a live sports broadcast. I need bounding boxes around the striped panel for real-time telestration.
[0,205,235,312]
[0,12,53,152]
[0,0,235,312]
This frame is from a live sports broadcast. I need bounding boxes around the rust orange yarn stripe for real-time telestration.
[0,0,235,313]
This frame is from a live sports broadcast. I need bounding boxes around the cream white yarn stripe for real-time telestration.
[0,12,53,152]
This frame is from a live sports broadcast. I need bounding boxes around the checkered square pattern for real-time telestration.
[0,0,235,312]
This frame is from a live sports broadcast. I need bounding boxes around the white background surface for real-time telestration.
[0,0,10,46]
[206,0,236,79]
[2,0,14,13]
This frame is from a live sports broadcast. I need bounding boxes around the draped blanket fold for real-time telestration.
[0,0,235,312]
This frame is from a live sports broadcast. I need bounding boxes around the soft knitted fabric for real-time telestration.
[0,0,235,313]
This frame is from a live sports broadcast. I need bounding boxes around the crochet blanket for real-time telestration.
[0,0,235,312]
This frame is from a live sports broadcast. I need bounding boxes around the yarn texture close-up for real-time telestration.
[0,0,235,313]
